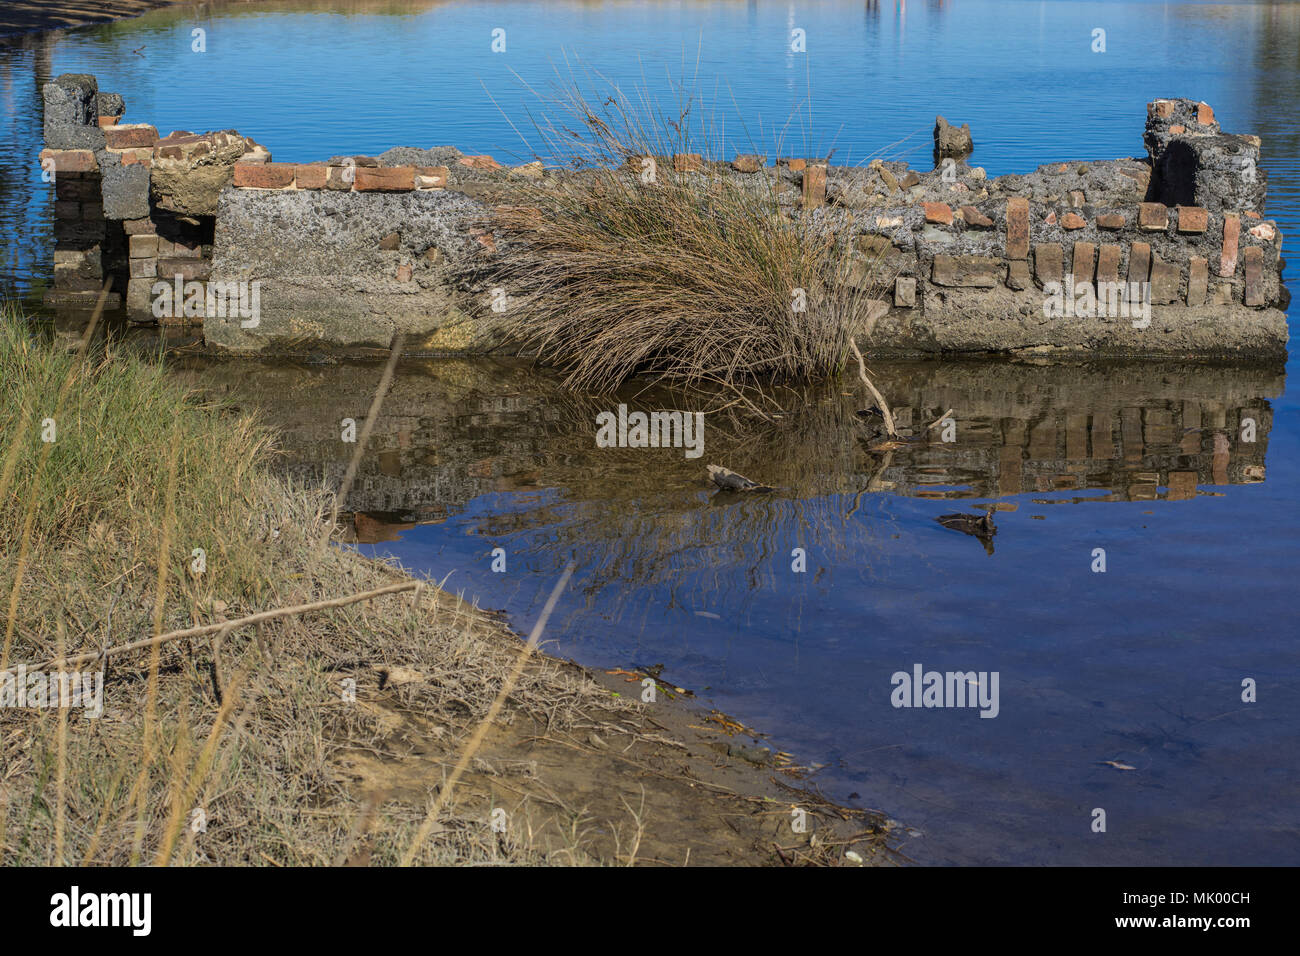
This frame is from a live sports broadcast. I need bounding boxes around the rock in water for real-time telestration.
[707,464,773,493]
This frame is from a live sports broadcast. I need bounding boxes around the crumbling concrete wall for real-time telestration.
[40,75,1288,358]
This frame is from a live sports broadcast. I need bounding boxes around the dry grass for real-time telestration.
[467,71,887,392]
[0,308,634,865]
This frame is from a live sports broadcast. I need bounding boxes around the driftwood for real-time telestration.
[25,580,422,672]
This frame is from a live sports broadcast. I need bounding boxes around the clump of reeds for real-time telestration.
[470,70,886,393]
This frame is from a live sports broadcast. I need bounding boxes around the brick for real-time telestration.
[104,124,158,149]
[1096,213,1125,231]
[1242,247,1264,306]
[415,165,449,188]
[1149,254,1181,304]
[1150,100,1175,119]
[1169,124,1186,135]
[1069,190,1086,208]
[81,202,103,221]
[129,234,159,258]
[396,264,413,282]
[1244,210,1261,219]
[960,205,993,228]
[294,164,328,189]
[732,154,764,173]
[97,116,120,128]
[1196,103,1215,126]
[124,217,156,235]
[166,238,201,259]
[1033,243,1063,286]
[1176,206,1208,234]
[1061,212,1086,230]
[1071,242,1096,285]
[54,200,80,220]
[1249,221,1277,241]
[931,254,1003,287]
[354,166,415,192]
[1006,198,1030,259]
[894,276,916,307]
[1138,202,1168,231]
[1187,256,1209,306]
[55,178,97,201]
[899,170,921,189]
[39,148,97,173]
[1219,213,1240,277]
[1096,244,1122,287]
[783,158,806,172]
[459,155,502,170]
[233,162,296,188]
[1006,259,1031,290]
[128,256,157,278]
[120,148,153,167]
[802,164,827,209]
[922,202,952,225]
[157,258,211,282]
[672,153,703,173]
[1128,242,1151,287]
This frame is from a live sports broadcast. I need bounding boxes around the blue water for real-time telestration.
[2,0,1298,864]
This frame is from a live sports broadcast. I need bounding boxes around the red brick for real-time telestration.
[39,149,97,173]
[1006,198,1029,258]
[1244,210,1261,219]
[415,165,449,188]
[124,217,156,235]
[354,166,415,192]
[960,205,993,228]
[1061,212,1086,230]
[157,258,211,282]
[673,153,703,173]
[731,154,764,173]
[1196,103,1215,126]
[1169,124,1186,135]
[1187,257,1209,306]
[458,155,502,170]
[1096,213,1126,231]
[1071,242,1096,284]
[233,162,296,188]
[1033,243,1063,286]
[1138,202,1168,231]
[1150,254,1181,304]
[396,264,413,282]
[1128,242,1152,286]
[54,200,80,220]
[1242,247,1264,306]
[294,164,328,189]
[1219,213,1240,277]
[923,202,953,225]
[97,116,120,128]
[1096,244,1122,287]
[120,148,153,167]
[1176,206,1208,234]
[105,124,159,149]
[803,165,827,210]
[1150,100,1175,119]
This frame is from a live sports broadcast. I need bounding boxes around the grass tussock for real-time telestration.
[0,308,639,866]
[473,72,885,392]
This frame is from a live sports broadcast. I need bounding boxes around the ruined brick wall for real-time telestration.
[39,75,1288,358]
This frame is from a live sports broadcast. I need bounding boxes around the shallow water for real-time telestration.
[3,0,1299,864]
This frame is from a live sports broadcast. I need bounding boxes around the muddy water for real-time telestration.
[170,354,1298,865]
[4,0,1299,864]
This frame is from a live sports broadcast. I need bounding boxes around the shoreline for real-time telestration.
[0,0,257,40]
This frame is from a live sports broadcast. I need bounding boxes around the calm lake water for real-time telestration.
[2,0,1298,864]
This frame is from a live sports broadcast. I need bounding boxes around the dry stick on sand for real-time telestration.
[846,337,898,437]
[27,581,421,673]
[399,563,575,867]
